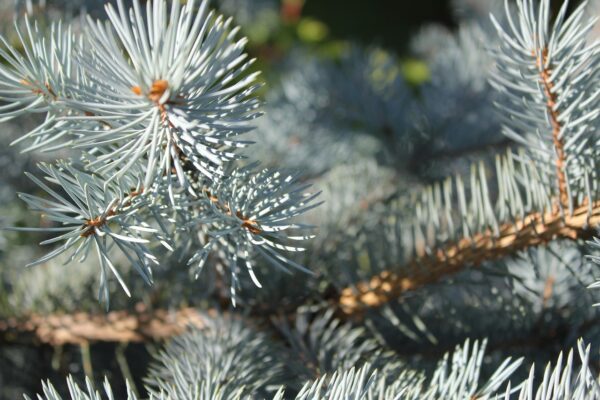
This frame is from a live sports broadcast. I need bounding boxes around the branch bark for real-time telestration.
[0,306,206,345]
[339,200,600,315]
[538,47,569,209]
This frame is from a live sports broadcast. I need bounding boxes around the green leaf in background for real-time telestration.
[297,17,329,43]
[402,58,430,85]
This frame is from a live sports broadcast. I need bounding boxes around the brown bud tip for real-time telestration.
[149,80,169,102]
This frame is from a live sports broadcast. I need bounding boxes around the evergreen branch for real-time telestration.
[498,340,600,400]
[185,165,321,304]
[276,339,522,399]
[145,313,288,399]
[538,46,569,209]
[0,306,205,345]
[490,0,600,211]
[66,0,262,188]
[0,0,323,308]
[272,308,402,381]
[25,336,600,399]
[339,154,600,314]
[7,161,161,306]
[339,197,600,315]
[25,376,140,400]
[338,0,600,317]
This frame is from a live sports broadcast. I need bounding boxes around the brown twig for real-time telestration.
[538,48,569,209]
[339,200,600,315]
[80,187,144,238]
[204,189,263,234]
[0,306,206,345]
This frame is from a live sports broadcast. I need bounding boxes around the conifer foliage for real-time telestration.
[0,0,319,307]
[2,0,600,398]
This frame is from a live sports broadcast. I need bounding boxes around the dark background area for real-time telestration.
[303,0,455,53]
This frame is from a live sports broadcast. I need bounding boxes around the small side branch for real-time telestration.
[0,306,205,345]
[538,48,569,209]
[339,200,600,315]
